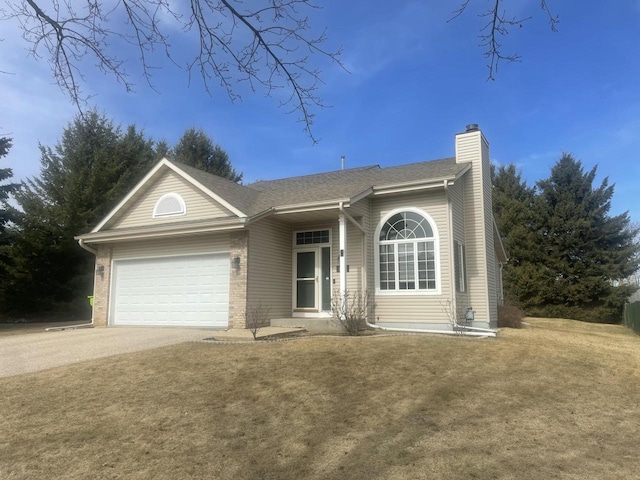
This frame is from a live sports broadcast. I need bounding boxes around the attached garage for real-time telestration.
[110,253,230,328]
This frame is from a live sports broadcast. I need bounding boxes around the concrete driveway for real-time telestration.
[0,327,213,378]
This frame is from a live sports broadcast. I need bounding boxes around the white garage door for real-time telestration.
[111,254,229,327]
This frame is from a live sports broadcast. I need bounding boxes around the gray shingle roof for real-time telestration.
[172,161,260,216]
[174,157,468,217]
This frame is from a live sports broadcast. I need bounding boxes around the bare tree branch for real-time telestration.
[2,0,345,142]
[450,0,559,80]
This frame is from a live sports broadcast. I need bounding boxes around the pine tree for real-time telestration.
[2,112,156,316]
[173,128,242,182]
[0,138,19,302]
[533,154,639,322]
[0,137,18,234]
[491,164,543,305]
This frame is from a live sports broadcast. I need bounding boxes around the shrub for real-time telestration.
[527,305,623,324]
[498,305,524,328]
[245,304,271,340]
[331,290,374,336]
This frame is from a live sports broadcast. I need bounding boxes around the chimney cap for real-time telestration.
[465,123,479,132]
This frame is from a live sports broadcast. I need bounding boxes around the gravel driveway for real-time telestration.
[0,327,212,378]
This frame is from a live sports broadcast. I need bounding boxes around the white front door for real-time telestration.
[294,247,331,313]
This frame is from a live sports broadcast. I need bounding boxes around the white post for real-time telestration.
[339,213,347,313]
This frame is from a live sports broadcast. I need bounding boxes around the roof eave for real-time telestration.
[273,199,350,215]
[373,176,456,196]
[77,217,248,244]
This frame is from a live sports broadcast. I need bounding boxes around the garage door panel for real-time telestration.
[112,254,229,327]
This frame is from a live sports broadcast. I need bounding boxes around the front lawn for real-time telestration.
[1,318,639,479]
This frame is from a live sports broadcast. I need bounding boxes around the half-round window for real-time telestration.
[153,193,186,218]
[377,209,439,292]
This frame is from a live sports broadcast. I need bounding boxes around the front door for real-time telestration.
[294,247,331,312]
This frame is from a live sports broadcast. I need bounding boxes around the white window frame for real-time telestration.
[153,193,187,218]
[454,240,467,293]
[374,207,441,296]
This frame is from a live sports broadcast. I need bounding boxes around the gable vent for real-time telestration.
[153,193,186,217]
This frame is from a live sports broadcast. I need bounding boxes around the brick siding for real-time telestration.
[92,245,112,327]
[228,231,249,329]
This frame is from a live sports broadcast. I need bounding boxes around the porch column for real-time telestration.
[338,213,347,306]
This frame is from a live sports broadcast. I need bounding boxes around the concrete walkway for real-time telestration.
[0,326,304,378]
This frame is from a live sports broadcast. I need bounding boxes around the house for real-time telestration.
[76,125,507,331]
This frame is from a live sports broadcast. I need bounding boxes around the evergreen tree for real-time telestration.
[0,137,18,234]
[493,155,640,323]
[0,138,19,301]
[534,154,639,322]
[491,164,542,305]
[154,139,171,162]
[2,112,156,316]
[173,128,242,183]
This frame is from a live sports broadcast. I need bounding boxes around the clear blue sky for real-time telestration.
[1,1,639,222]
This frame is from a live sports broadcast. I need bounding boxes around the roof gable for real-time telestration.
[92,159,249,233]
[107,169,235,230]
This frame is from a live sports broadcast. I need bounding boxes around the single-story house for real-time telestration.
[76,124,507,331]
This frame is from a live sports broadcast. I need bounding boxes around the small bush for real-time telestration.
[332,290,374,336]
[498,305,524,328]
[245,304,271,340]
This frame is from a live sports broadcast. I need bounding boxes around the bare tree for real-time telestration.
[331,289,374,336]
[450,0,559,80]
[245,303,270,341]
[3,0,344,142]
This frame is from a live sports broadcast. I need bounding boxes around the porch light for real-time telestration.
[232,256,241,272]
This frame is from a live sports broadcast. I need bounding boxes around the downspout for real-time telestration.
[338,203,347,315]
[78,238,98,255]
[364,320,496,337]
[47,238,97,331]
[444,179,457,325]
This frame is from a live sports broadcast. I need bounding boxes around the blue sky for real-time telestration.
[1,0,639,222]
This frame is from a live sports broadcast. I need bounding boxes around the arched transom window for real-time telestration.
[153,193,186,218]
[377,210,438,292]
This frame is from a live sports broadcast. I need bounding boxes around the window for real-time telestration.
[454,241,467,293]
[153,193,186,217]
[377,210,438,292]
[296,230,330,245]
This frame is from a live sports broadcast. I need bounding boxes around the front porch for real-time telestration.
[270,317,345,334]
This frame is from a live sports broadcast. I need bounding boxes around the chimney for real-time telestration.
[455,123,487,165]
[454,124,497,328]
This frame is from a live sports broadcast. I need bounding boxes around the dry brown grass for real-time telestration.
[1,318,640,479]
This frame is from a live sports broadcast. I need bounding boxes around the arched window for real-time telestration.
[377,209,439,292]
[153,193,186,218]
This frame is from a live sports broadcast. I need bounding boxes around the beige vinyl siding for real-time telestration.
[111,170,234,230]
[246,218,293,318]
[371,190,451,324]
[456,131,495,326]
[481,138,498,326]
[449,178,470,317]
[345,201,368,293]
[112,233,231,260]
